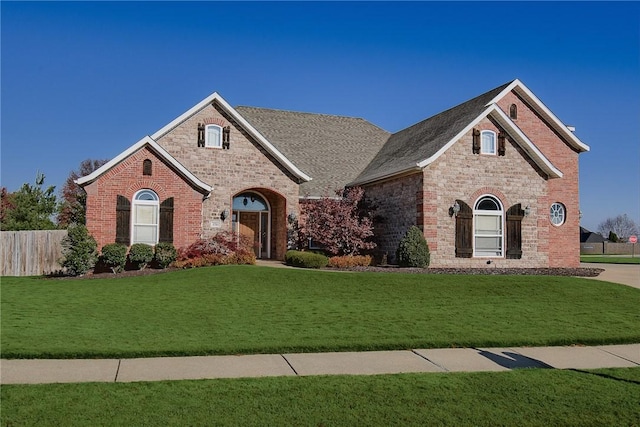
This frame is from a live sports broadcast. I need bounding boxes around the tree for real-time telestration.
[597,214,639,242]
[299,186,376,256]
[1,173,58,231]
[0,187,15,224]
[57,158,109,227]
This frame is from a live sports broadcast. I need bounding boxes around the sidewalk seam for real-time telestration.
[280,354,299,376]
[411,349,449,372]
[597,348,640,366]
[114,359,122,382]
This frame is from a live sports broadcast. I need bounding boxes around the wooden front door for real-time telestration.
[239,212,260,257]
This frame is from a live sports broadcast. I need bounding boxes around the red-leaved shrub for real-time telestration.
[174,232,256,268]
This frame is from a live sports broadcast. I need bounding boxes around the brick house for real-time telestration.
[77,79,589,267]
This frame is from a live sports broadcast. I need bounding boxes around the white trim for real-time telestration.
[416,104,563,179]
[480,130,497,155]
[487,79,590,152]
[205,124,223,149]
[473,194,504,258]
[151,92,312,182]
[131,189,159,245]
[74,136,213,194]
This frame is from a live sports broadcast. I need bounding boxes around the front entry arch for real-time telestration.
[232,191,270,259]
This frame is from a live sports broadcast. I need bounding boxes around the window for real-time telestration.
[509,104,518,120]
[550,202,566,226]
[132,189,159,245]
[481,131,496,155]
[205,124,222,148]
[143,159,152,176]
[474,196,503,257]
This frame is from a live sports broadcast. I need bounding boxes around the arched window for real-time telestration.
[481,130,496,155]
[132,189,159,245]
[474,195,503,257]
[143,159,152,176]
[205,124,223,148]
[509,104,518,120]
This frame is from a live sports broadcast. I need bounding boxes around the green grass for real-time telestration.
[2,368,639,426]
[581,255,640,264]
[2,266,640,358]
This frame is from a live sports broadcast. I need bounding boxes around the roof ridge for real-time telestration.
[235,105,372,122]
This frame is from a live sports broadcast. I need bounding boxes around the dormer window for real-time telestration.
[205,124,223,148]
[481,130,496,155]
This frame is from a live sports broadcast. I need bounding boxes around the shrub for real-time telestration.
[154,242,177,269]
[60,224,98,276]
[128,243,154,270]
[101,243,127,273]
[328,255,372,268]
[175,232,256,268]
[285,250,328,269]
[396,226,430,268]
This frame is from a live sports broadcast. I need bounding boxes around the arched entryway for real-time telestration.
[232,191,271,259]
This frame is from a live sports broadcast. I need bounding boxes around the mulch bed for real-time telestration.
[345,266,604,277]
[50,265,604,280]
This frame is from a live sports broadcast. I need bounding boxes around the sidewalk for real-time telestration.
[2,344,638,385]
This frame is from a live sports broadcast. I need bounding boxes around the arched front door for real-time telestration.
[233,191,270,259]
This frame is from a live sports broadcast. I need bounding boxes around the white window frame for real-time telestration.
[473,195,504,257]
[481,130,497,155]
[132,189,159,245]
[550,202,566,226]
[205,124,223,149]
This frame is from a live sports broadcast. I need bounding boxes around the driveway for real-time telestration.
[580,262,640,289]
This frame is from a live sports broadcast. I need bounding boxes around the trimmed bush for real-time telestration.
[154,242,177,269]
[128,243,154,270]
[396,226,430,268]
[101,243,127,273]
[328,255,372,268]
[60,224,98,276]
[285,250,328,269]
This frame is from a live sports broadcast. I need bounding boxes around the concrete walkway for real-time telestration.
[580,262,640,289]
[2,344,638,385]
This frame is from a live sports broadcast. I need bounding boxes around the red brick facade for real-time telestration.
[83,146,205,251]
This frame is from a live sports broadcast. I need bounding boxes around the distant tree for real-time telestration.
[57,158,109,227]
[1,173,58,231]
[598,214,639,242]
[299,186,376,256]
[608,231,619,243]
[0,187,15,224]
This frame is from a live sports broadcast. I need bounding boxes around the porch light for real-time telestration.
[524,206,531,217]
[449,201,460,217]
[288,212,297,223]
[221,209,229,221]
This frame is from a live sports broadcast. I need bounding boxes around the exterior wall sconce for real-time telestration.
[287,212,297,224]
[524,206,531,217]
[220,209,229,221]
[449,202,460,217]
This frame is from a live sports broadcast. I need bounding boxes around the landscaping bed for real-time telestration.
[346,266,604,277]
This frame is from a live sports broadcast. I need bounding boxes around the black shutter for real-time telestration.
[197,123,205,147]
[506,204,524,259]
[455,200,473,258]
[472,129,481,154]
[222,126,230,149]
[498,132,506,156]
[116,195,131,245]
[159,197,174,243]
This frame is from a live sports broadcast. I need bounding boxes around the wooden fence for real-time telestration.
[1,230,67,276]
[580,242,638,256]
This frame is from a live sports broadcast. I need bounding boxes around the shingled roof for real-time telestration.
[351,81,513,185]
[235,107,390,197]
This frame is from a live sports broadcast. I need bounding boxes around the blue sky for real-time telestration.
[2,1,639,232]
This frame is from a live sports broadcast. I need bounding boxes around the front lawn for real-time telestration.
[580,255,640,264]
[2,266,639,358]
[2,368,639,426]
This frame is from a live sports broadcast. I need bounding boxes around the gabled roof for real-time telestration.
[151,92,312,183]
[75,136,213,195]
[236,106,390,196]
[580,226,606,243]
[351,80,584,185]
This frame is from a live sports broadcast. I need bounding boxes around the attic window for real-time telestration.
[481,131,496,155]
[143,159,152,176]
[509,104,518,120]
[205,124,223,148]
